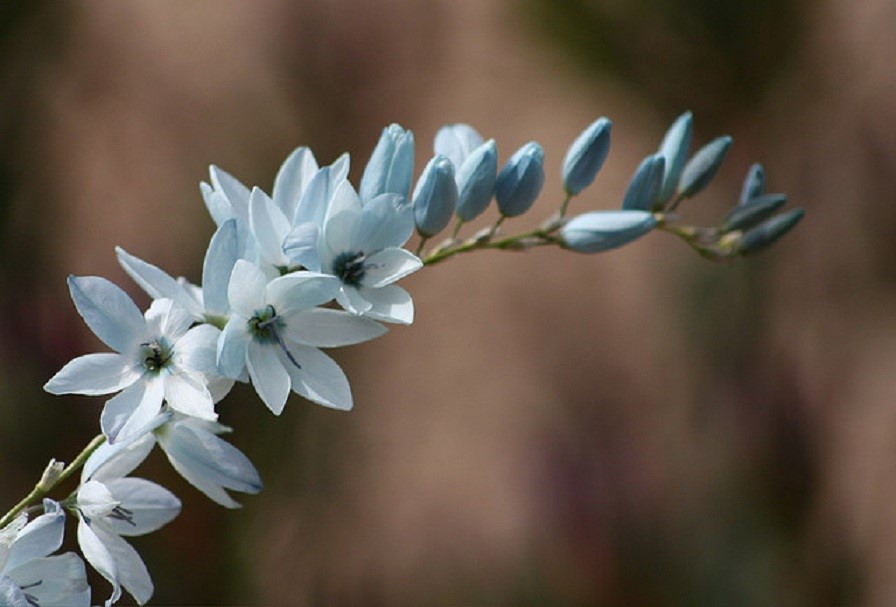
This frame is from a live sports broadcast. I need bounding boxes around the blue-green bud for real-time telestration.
[621,154,665,211]
[360,123,415,202]
[723,194,787,232]
[455,139,498,222]
[657,111,693,202]
[413,155,458,238]
[738,208,804,254]
[560,210,656,254]
[739,163,765,205]
[677,135,732,198]
[434,123,484,170]
[495,142,545,217]
[562,117,612,195]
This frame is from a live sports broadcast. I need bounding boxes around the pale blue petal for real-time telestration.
[144,299,193,343]
[105,478,180,537]
[90,524,152,606]
[358,247,422,288]
[101,378,165,445]
[44,353,138,396]
[434,123,484,169]
[76,520,120,606]
[163,370,216,421]
[356,194,414,250]
[249,187,290,267]
[68,276,147,354]
[202,219,239,315]
[359,284,414,324]
[216,317,250,379]
[3,502,64,572]
[336,285,372,315]
[284,308,386,347]
[227,260,268,317]
[322,181,363,248]
[267,271,339,316]
[200,181,232,227]
[83,431,158,484]
[273,146,318,219]
[115,247,200,318]
[157,418,262,508]
[283,345,352,411]
[282,222,322,270]
[174,323,221,376]
[209,165,250,222]
[7,553,90,607]
[0,576,29,607]
[657,111,693,202]
[292,165,340,227]
[247,341,290,415]
[455,139,498,222]
[359,124,414,202]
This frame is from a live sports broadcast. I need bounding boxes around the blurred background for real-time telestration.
[1,0,895,604]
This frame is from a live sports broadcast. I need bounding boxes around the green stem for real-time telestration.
[423,227,560,266]
[0,434,106,529]
[558,194,573,218]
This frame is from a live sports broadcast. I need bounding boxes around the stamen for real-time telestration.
[140,340,171,371]
[248,305,301,369]
[110,505,136,527]
[333,250,367,286]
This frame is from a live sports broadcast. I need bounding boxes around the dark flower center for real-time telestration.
[248,305,301,369]
[333,251,367,286]
[140,339,172,373]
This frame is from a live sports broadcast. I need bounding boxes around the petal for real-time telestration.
[434,123,484,169]
[227,260,270,317]
[7,553,90,607]
[4,502,65,572]
[322,182,362,251]
[68,276,147,353]
[249,187,290,267]
[335,285,373,315]
[266,271,339,316]
[273,146,318,219]
[0,575,30,607]
[83,431,158,484]
[285,308,386,347]
[174,324,221,376]
[44,353,139,396]
[209,165,250,222]
[76,480,118,521]
[283,345,352,411]
[89,524,153,606]
[202,219,239,315]
[163,370,216,421]
[355,194,415,250]
[105,478,181,537]
[246,341,291,415]
[358,247,422,288]
[76,519,121,606]
[216,317,250,379]
[292,164,340,227]
[144,299,194,343]
[200,181,232,226]
[358,284,414,324]
[157,421,262,509]
[115,247,200,319]
[101,378,165,445]
[282,222,321,270]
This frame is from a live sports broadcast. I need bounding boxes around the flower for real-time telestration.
[495,141,545,218]
[0,501,90,607]
[74,475,179,606]
[434,123,484,170]
[217,260,386,413]
[562,117,612,196]
[44,277,222,444]
[359,123,414,202]
[559,210,657,253]
[313,180,422,324]
[412,155,457,238]
[82,411,262,510]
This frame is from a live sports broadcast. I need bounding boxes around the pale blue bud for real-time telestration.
[434,123,484,170]
[739,163,765,205]
[677,135,732,198]
[621,154,665,211]
[560,210,656,254]
[723,194,787,232]
[738,208,804,254]
[562,117,612,195]
[413,155,458,237]
[359,123,415,202]
[657,111,693,202]
[496,142,545,217]
[455,139,498,222]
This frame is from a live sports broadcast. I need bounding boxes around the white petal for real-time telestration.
[77,481,118,520]
[358,247,422,288]
[83,431,158,484]
[7,553,90,607]
[249,187,290,267]
[227,260,269,317]
[101,378,165,445]
[76,520,121,606]
[285,308,386,347]
[105,478,180,537]
[200,181,232,226]
[68,276,147,353]
[89,524,153,605]
[273,146,318,219]
[44,353,138,396]
[163,370,216,420]
[282,222,321,270]
[3,503,65,572]
[144,298,193,342]
[115,247,201,319]
[266,271,339,315]
[359,284,414,324]
[355,193,415,250]
[336,284,373,315]
[283,345,352,411]
[293,164,340,227]
[209,165,250,222]
[216,317,250,379]
[323,182,362,251]
[246,341,291,415]
[0,576,29,607]
[174,324,221,375]
[202,219,239,315]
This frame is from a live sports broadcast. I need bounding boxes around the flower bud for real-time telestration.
[560,210,656,254]
[677,135,732,198]
[413,155,458,238]
[723,194,787,232]
[621,154,665,211]
[455,139,498,222]
[359,123,415,202]
[738,208,804,255]
[434,123,484,170]
[739,163,765,205]
[562,117,612,195]
[657,111,693,202]
[496,142,545,217]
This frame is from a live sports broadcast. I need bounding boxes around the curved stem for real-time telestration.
[0,434,106,528]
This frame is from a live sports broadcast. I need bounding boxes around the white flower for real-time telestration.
[44,277,222,444]
[82,411,262,510]
[0,501,90,607]
[312,181,422,324]
[74,475,179,606]
[217,260,386,414]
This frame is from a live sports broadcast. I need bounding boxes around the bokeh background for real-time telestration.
[1,0,895,604]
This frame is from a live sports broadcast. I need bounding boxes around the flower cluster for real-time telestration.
[2,114,803,605]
